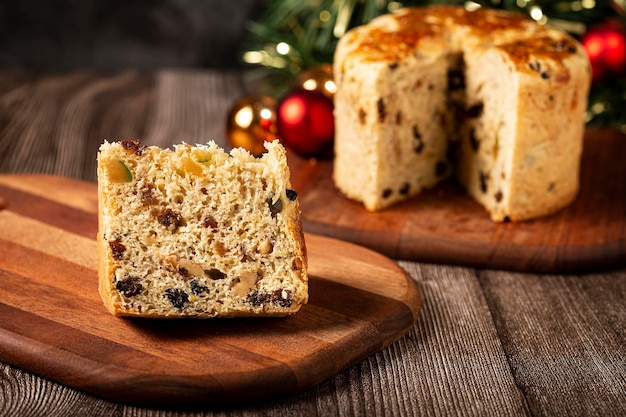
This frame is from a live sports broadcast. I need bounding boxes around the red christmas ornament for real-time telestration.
[277,89,334,158]
[582,20,626,81]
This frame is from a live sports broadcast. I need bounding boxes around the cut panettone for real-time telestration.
[333,5,591,221]
[97,139,308,318]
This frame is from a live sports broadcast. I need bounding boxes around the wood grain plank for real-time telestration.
[0,174,98,213]
[478,269,626,417]
[0,211,97,269]
[395,261,531,416]
[0,186,97,240]
[290,129,626,273]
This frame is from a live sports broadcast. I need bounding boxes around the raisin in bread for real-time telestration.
[333,6,591,221]
[97,139,308,317]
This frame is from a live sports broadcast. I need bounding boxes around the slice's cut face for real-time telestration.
[98,140,308,318]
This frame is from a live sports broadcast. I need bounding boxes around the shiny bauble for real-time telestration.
[582,21,626,81]
[226,95,278,156]
[277,89,334,158]
[293,64,336,100]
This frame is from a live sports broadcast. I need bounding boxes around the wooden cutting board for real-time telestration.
[288,128,626,273]
[0,175,421,408]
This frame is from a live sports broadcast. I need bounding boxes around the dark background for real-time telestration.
[0,0,263,70]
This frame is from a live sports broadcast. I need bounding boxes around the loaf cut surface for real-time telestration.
[333,5,591,221]
[97,140,308,318]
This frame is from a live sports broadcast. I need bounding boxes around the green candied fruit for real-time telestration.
[193,148,212,163]
[106,159,133,183]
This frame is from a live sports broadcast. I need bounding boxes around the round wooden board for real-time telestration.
[288,128,626,273]
[0,174,420,408]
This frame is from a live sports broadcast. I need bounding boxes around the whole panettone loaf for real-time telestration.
[97,139,308,318]
[333,5,591,221]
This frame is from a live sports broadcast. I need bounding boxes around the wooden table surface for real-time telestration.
[0,69,624,417]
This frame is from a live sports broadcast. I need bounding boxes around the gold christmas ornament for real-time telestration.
[294,64,336,100]
[226,95,279,156]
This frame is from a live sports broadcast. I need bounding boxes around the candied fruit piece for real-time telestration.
[105,159,133,183]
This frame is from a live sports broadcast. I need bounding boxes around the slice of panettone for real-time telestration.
[97,139,308,318]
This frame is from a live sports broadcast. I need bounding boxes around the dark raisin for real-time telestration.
[267,197,283,217]
[479,171,489,193]
[247,290,271,307]
[447,69,465,91]
[157,208,182,229]
[377,98,386,123]
[121,140,145,156]
[191,280,209,295]
[388,62,399,70]
[382,188,393,199]
[503,216,511,222]
[554,40,577,54]
[286,189,298,201]
[358,108,367,125]
[469,128,480,152]
[399,183,410,195]
[240,244,252,263]
[164,288,188,309]
[530,61,551,79]
[207,268,226,280]
[200,187,208,195]
[529,61,541,72]
[292,258,303,271]
[395,111,403,125]
[446,141,459,164]
[413,125,424,154]
[271,289,292,308]
[140,186,158,205]
[466,103,484,118]
[109,240,126,260]
[495,190,503,202]
[203,215,218,230]
[178,267,189,278]
[116,276,143,297]
[435,161,448,177]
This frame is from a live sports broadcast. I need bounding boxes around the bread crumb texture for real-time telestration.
[97,139,308,318]
[333,6,591,221]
